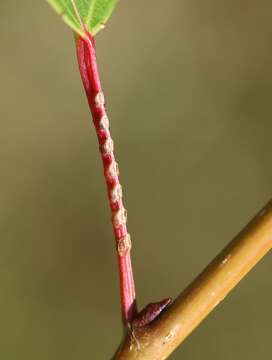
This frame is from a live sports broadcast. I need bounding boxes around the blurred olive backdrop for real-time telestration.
[0,1,271,359]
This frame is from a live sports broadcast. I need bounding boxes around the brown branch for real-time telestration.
[113,199,272,359]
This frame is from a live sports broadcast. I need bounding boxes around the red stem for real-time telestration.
[75,31,137,325]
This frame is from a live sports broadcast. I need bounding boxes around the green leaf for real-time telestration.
[46,0,119,37]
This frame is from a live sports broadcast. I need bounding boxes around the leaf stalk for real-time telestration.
[75,31,137,325]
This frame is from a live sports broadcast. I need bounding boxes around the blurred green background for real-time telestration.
[0,1,271,359]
